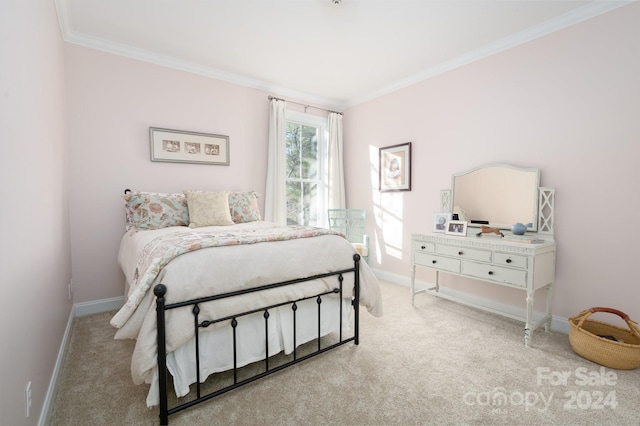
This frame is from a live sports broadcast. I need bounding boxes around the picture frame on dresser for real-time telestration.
[445,220,467,236]
[150,127,230,165]
[433,212,451,233]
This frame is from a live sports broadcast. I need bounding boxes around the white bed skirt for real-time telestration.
[146,297,352,407]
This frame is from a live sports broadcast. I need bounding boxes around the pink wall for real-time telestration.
[343,2,640,321]
[0,1,72,424]
[65,45,272,303]
[64,2,640,324]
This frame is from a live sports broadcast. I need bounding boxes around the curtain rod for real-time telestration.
[268,95,343,116]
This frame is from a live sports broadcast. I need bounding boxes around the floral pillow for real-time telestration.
[123,191,189,231]
[228,191,262,223]
[184,190,234,228]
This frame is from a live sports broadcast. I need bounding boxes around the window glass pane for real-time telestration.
[286,181,318,226]
[286,181,301,225]
[303,182,318,226]
[286,123,318,181]
[286,123,301,179]
[299,125,318,180]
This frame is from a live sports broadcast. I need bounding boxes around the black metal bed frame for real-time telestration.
[153,254,361,425]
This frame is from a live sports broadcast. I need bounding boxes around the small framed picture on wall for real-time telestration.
[149,127,230,165]
[379,142,411,192]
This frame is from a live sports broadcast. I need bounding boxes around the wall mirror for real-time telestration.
[451,164,540,232]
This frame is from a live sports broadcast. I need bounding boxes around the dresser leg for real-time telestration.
[525,291,534,347]
[544,284,554,332]
[410,264,416,306]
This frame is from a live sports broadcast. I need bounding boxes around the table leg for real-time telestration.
[544,284,554,332]
[410,264,416,306]
[525,290,534,347]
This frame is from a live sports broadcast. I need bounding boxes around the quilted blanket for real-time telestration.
[111,224,341,328]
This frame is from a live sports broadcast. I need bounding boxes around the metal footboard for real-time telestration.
[154,253,361,425]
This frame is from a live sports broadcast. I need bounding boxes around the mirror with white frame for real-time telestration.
[450,164,540,232]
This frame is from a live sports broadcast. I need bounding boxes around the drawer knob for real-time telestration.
[506,258,512,263]
[488,271,494,275]
[432,260,437,264]
[421,245,426,250]
[458,251,463,255]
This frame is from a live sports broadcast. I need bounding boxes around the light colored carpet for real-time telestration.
[50,280,640,425]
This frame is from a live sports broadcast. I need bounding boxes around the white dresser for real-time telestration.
[410,232,556,346]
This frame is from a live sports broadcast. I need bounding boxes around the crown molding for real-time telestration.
[54,1,343,109]
[344,1,635,108]
[55,0,634,110]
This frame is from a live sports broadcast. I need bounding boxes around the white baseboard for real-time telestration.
[38,308,74,426]
[371,267,569,334]
[552,315,570,334]
[39,295,125,425]
[371,267,413,288]
[74,295,125,317]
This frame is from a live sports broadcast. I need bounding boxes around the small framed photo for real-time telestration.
[445,220,468,236]
[433,212,451,233]
[379,142,411,192]
[150,127,230,165]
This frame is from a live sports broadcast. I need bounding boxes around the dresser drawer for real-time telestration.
[494,252,528,269]
[461,261,527,287]
[414,252,461,274]
[413,240,436,253]
[438,245,491,262]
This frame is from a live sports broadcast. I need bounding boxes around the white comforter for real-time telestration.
[111,221,383,388]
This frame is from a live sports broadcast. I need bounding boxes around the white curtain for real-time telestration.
[264,99,287,225]
[326,112,346,211]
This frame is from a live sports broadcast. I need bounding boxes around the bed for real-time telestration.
[111,190,383,423]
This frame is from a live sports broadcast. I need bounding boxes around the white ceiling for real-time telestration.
[55,0,631,109]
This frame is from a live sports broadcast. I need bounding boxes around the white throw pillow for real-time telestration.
[184,190,234,227]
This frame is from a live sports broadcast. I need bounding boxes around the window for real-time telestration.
[285,111,327,226]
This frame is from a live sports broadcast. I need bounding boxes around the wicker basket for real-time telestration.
[569,307,640,370]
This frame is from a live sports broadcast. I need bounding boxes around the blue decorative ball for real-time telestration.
[511,223,527,235]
